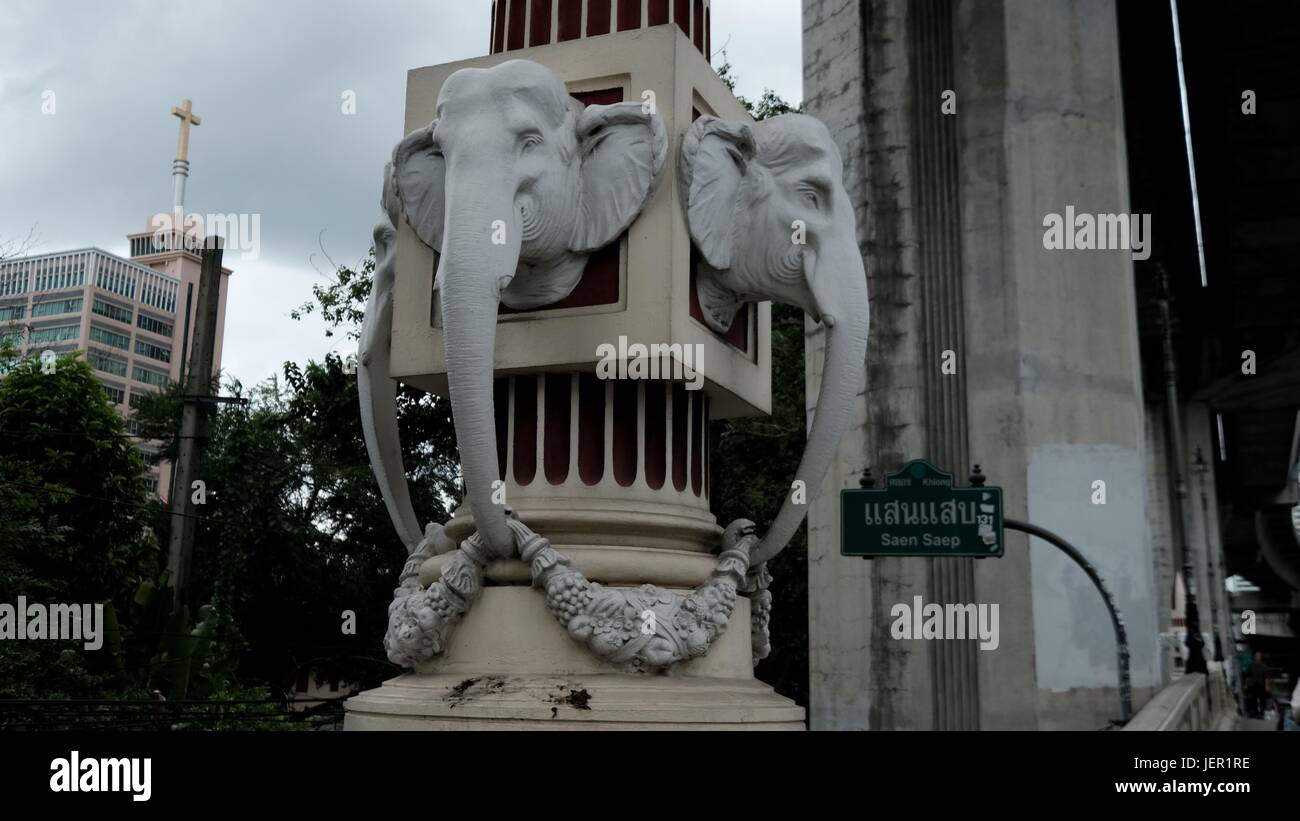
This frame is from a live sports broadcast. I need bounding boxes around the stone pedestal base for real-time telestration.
[345,587,804,730]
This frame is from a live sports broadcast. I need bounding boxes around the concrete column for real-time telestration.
[1144,402,1178,675]
[1186,402,1232,669]
[803,0,937,730]
[955,0,1160,729]
[804,0,1163,729]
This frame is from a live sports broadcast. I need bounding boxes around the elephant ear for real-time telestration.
[678,115,755,270]
[570,102,667,253]
[391,122,446,251]
[380,161,401,229]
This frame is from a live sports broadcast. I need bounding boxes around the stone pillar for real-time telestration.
[1185,402,1231,669]
[960,0,1162,729]
[804,0,1163,729]
[346,9,803,729]
[490,0,712,58]
[440,375,721,582]
[804,0,935,730]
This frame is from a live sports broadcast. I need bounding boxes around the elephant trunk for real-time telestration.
[751,243,869,566]
[436,167,522,557]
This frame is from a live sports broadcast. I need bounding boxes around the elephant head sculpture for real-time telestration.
[368,59,666,558]
[679,113,869,567]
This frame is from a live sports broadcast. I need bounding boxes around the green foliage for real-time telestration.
[0,352,158,606]
[290,251,374,340]
[0,352,293,728]
[134,344,460,696]
[716,60,803,120]
[105,574,220,702]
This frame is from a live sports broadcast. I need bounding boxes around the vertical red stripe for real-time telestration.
[649,0,669,26]
[671,383,688,491]
[703,396,709,498]
[493,1,506,52]
[612,380,638,486]
[494,378,509,480]
[674,0,689,37]
[587,0,611,36]
[513,375,537,485]
[692,0,704,51]
[644,381,666,490]
[691,390,703,495]
[507,0,527,50]
[544,373,570,484]
[558,0,581,40]
[617,0,640,31]
[578,373,605,484]
[529,0,552,47]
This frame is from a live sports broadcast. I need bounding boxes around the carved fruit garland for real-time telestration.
[382,516,771,671]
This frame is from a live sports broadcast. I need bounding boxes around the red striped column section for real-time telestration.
[493,374,710,502]
[491,0,712,56]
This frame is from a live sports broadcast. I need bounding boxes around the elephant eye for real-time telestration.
[798,183,824,208]
[519,132,544,152]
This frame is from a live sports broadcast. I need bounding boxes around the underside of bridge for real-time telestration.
[1119,0,1300,693]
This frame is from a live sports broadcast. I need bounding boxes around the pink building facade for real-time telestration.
[0,224,231,500]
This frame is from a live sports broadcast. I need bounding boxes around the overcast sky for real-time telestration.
[0,0,802,388]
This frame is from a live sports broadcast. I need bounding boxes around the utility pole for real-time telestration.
[1156,265,1207,676]
[166,237,223,605]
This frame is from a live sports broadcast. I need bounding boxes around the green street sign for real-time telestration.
[841,460,1003,558]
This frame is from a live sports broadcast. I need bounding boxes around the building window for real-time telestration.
[144,474,160,494]
[28,324,79,345]
[32,297,83,317]
[0,305,25,322]
[134,339,171,364]
[92,298,132,325]
[132,366,169,388]
[87,350,128,377]
[102,384,125,405]
[88,325,130,350]
[137,313,173,338]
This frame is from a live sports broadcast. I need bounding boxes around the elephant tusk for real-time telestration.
[359,210,425,553]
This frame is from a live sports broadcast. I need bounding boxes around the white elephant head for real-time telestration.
[371,59,666,558]
[679,113,869,566]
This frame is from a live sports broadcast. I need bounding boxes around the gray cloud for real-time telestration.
[1,0,801,387]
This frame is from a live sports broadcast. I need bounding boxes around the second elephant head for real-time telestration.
[679,113,870,567]
[389,59,667,557]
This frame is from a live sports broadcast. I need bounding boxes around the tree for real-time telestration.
[0,351,158,606]
[0,350,163,705]
[716,59,803,119]
[131,337,460,697]
[289,248,372,340]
